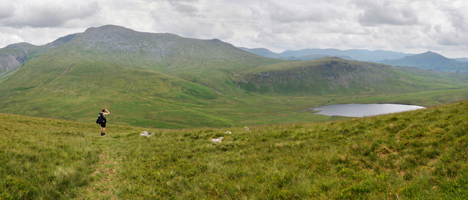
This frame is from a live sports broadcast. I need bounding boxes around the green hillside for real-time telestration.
[1,25,281,95]
[2,50,468,128]
[2,99,468,199]
[0,50,343,128]
[237,57,468,96]
[380,51,468,73]
[0,51,232,128]
[55,25,282,95]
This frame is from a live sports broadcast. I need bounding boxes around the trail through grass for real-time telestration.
[75,138,122,200]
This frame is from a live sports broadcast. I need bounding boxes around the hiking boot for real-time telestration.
[101,133,106,136]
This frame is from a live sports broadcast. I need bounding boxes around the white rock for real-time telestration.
[211,137,224,143]
[225,131,232,134]
[140,131,151,136]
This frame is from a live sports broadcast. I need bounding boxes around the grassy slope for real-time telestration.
[0,49,346,128]
[238,58,468,96]
[2,100,468,199]
[0,113,142,199]
[0,51,236,128]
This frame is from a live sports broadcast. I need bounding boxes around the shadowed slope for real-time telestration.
[237,57,468,96]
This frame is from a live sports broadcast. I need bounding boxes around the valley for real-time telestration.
[1,25,468,128]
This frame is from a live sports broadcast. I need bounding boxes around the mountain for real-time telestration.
[57,25,282,94]
[1,25,281,94]
[236,57,466,96]
[380,51,468,73]
[0,25,285,128]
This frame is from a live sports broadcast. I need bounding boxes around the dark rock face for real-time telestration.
[0,53,22,73]
[15,53,27,63]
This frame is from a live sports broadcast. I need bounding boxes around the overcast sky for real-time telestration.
[0,0,467,58]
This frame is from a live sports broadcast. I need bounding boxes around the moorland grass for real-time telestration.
[2,100,468,199]
[115,100,468,199]
[0,114,142,199]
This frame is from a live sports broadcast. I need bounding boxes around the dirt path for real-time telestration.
[76,138,123,200]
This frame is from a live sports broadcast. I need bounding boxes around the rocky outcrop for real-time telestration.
[0,34,78,74]
[0,53,23,73]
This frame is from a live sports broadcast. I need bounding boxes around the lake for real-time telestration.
[313,104,425,117]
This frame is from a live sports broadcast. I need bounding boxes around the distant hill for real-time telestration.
[280,49,410,62]
[238,47,283,58]
[455,57,468,63]
[379,51,468,73]
[294,54,352,60]
[236,57,466,96]
[239,47,410,62]
[239,47,352,61]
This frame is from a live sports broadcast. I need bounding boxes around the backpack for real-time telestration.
[96,113,103,124]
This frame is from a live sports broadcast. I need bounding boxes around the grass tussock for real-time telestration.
[2,100,468,199]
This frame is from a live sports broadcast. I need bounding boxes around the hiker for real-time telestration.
[100,109,110,136]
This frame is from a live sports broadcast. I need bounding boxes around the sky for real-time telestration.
[0,0,467,58]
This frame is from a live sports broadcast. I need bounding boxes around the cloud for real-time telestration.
[0,0,101,28]
[431,3,468,46]
[168,0,199,17]
[150,1,234,40]
[0,0,468,58]
[0,28,23,46]
[353,0,419,26]
[0,0,15,19]
[266,0,348,23]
